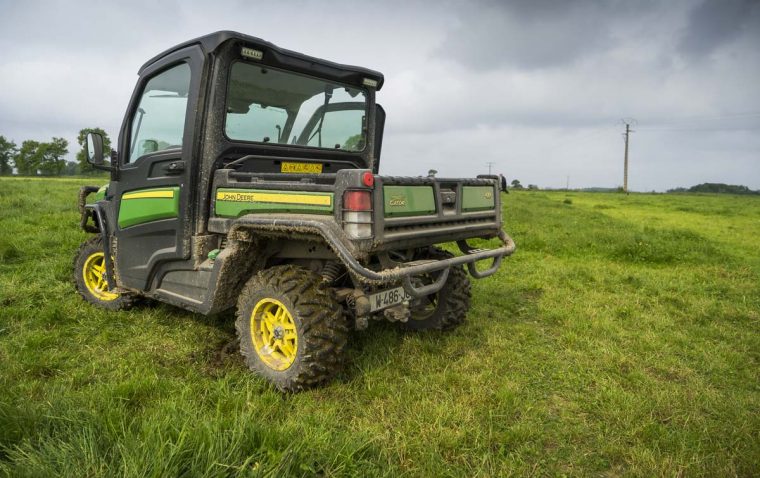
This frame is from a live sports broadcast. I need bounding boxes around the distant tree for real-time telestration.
[342,134,364,151]
[37,137,68,176]
[427,169,438,178]
[63,160,80,176]
[14,140,42,175]
[77,128,112,174]
[528,184,539,190]
[510,179,524,190]
[0,136,17,175]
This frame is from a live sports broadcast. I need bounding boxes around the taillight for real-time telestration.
[343,190,373,239]
[343,190,371,211]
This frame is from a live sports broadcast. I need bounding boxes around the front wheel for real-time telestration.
[402,248,472,331]
[73,236,136,310]
[235,265,348,392]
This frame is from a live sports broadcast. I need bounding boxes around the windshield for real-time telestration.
[225,62,368,151]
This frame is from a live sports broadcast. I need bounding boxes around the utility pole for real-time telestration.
[621,119,635,193]
[486,161,495,175]
[566,175,570,191]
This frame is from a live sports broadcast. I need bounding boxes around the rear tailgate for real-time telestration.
[372,176,502,247]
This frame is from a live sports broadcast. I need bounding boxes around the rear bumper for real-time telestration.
[391,230,516,298]
[222,215,515,298]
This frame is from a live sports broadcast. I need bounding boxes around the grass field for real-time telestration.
[0,177,758,477]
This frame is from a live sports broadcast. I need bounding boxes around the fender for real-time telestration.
[78,186,100,233]
[86,202,117,291]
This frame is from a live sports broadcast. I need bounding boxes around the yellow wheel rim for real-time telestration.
[250,298,298,371]
[83,252,119,301]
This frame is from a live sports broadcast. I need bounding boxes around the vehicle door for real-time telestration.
[110,46,204,290]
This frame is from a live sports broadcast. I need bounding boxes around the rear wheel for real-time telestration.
[73,236,136,310]
[402,248,472,331]
[235,265,348,392]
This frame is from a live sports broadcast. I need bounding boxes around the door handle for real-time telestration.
[166,161,185,174]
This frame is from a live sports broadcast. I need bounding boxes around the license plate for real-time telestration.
[369,286,412,312]
[280,161,323,174]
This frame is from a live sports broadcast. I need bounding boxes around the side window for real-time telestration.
[128,63,191,163]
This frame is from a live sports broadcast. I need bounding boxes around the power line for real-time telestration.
[635,112,760,132]
[640,112,760,126]
[636,126,760,132]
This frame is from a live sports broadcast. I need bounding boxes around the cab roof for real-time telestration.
[138,30,384,90]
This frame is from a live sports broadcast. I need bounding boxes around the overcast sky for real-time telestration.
[1,0,758,190]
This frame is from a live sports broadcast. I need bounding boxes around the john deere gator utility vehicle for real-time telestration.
[75,31,515,391]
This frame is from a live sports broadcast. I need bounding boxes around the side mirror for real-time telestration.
[85,132,111,171]
[86,132,104,165]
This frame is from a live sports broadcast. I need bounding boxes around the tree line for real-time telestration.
[508,179,539,190]
[0,128,112,176]
[667,183,759,195]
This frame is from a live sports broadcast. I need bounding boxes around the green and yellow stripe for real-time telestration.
[118,187,180,228]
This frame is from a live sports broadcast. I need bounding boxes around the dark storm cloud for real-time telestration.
[438,0,760,71]
[435,0,631,70]
[678,0,760,59]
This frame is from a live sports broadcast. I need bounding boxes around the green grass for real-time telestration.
[0,178,758,477]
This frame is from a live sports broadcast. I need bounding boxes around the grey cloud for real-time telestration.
[678,0,760,59]
[435,0,626,70]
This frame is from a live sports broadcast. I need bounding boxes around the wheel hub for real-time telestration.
[250,298,298,371]
[82,252,119,301]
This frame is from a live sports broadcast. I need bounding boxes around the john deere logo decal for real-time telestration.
[389,195,407,207]
[216,190,331,206]
[484,191,493,200]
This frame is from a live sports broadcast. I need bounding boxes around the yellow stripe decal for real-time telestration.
[122,190,175,200]
[216,191,332,206]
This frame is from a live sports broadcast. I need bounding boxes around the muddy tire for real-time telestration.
[73,236,136,310]
[402,248,472,331]
[235,265,348,392]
